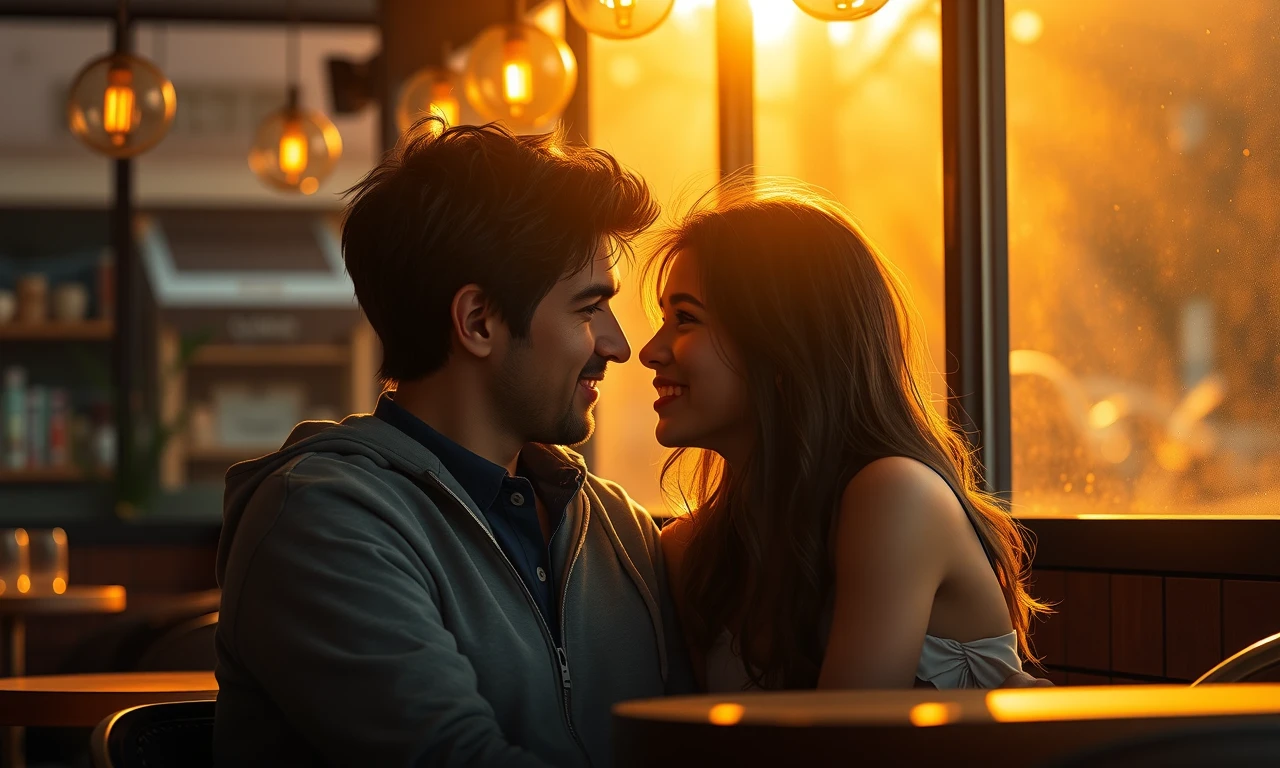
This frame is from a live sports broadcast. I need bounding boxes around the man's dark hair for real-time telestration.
[341,116,659,384]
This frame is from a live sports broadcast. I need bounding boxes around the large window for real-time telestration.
[588,0,718,513]
[1006,1,1280,516]
[752,0,946,401]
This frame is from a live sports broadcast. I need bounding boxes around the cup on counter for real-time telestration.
[52,284,89,323]
[0,289,15,325]
[0,529,30,595]
[16,274,48,324]
[26,527,68,595]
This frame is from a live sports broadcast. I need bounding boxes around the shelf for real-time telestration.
[0,466,107,483]
[189,344,349,367]
[0,319,113,341]
[184,445,277,463]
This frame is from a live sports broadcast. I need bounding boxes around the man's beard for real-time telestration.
[492,344,603,447]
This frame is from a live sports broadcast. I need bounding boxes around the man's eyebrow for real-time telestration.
[570,281,621,304]
[663,292,705,309]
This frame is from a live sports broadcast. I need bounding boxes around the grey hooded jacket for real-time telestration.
[213,413,692,767]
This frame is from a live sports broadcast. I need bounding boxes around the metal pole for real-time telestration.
[941,0,1011,496]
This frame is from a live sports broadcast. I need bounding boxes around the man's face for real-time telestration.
[491,252,630,446]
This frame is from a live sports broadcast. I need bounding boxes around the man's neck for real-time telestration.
[391,373,522,476]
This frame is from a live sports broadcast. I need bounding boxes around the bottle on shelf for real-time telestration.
[4,366,26,470]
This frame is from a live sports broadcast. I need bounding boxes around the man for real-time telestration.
[214,118,690,767]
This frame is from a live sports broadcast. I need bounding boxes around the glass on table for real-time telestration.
[25,528,68,595]
[0,529,29,595]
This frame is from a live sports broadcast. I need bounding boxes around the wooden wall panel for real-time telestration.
[1030,570,1066,666]
[1110,575,1163,677]
[1223,580,1280,661]
[1064,672,1110,686]
[1164,577,1222,682]
[1065,572,1110,671]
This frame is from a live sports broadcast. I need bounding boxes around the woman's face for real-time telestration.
[639,250,752,457]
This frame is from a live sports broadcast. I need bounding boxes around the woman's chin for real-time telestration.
[654,422,694,449]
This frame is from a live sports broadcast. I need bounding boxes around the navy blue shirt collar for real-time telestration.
[374,393,509,513]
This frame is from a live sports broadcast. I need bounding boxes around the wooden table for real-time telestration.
[0,586,127,676]
[0,671,217,728]
[613,685,1280,767]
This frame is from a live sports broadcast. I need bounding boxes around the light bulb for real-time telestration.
[396,68,462,134]
[102,65,135,144]
[463,22,577,130]
[600,0,635,29]
[278,118,309,177]
[502,31,534,114]
[249,104,342,194]
[792,0,890,22]
[567,0,675,39]
[67,52,176,158]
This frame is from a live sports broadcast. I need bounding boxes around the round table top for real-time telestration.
[0,585,126,615]
[0,671,217,727]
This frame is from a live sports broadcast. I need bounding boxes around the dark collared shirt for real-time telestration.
[375,395,577,643]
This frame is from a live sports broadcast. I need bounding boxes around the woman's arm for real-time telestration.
[659,515,708,691]
[817,457,965,689]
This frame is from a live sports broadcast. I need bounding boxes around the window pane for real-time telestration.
[588,0,718,514]
[1007,2,1280,516]
[751,0,948,404]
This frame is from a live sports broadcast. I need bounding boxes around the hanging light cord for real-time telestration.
[286,0,300,107]
[114,0,129,54]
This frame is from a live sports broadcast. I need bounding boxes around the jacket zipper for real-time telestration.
[425,472,591,764]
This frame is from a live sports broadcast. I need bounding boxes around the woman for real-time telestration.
[641,180,1047,691]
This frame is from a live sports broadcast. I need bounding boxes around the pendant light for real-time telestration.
[463,0,577,131]
[565,0,677,40]
[248,0,343,195]
[396,45,461,134]
[67,0,176,158]
[792,0,891,22]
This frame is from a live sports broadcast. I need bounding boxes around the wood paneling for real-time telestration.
[1030,570,1066,666]
[1165,577,1222,682]
[1223,580,1280,661]
[1043,668,1067,687]
[1110,575,1163,677]
[1064,672,1110,686]
[1065,572,1110,671]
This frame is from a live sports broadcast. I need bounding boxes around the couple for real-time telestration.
[213,118,1046,767]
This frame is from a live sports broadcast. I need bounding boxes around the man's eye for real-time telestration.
[581,303,605,315]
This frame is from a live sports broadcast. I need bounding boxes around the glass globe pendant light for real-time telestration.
[463,0,577,131]
[67,0,176,158]
[248,0,342,195]
[565,0,677,40]
[396,49,461,134]
[792,0,891,22]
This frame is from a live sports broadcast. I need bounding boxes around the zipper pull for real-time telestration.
[556,646,572,689]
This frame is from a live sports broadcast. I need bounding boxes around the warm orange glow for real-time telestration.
[600,0,636,28]
[52,527,67,546]
[16,575,30,594]
[13,529,28,547]
[278,119,309,177]
[430,81,461,128]
[502,35,535,113]
[0,580,6,595]
[987,685,1280,722]
[1089,399,1121,429]
[1009,9,1044,45]
[103,67,135,145]
[707,703,745,725]
[298,177,320,195]
[52,577,67,595]
[909,702,960,727]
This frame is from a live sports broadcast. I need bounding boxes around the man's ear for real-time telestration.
[450,284,502,359]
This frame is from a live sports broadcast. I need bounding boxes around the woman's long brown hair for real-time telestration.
[644,179,1047,690]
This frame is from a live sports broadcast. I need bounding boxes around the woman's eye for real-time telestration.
[675,310,698,325]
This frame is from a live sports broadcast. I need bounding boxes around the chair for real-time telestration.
[1041,723,1280,768]
[90,700,216,768]
[1194,631,1280,685]
[135,612,219,672]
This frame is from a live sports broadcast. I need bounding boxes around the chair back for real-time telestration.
[136,612,219,671]
[90,699,216,768]
[1195,632,1280,685]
